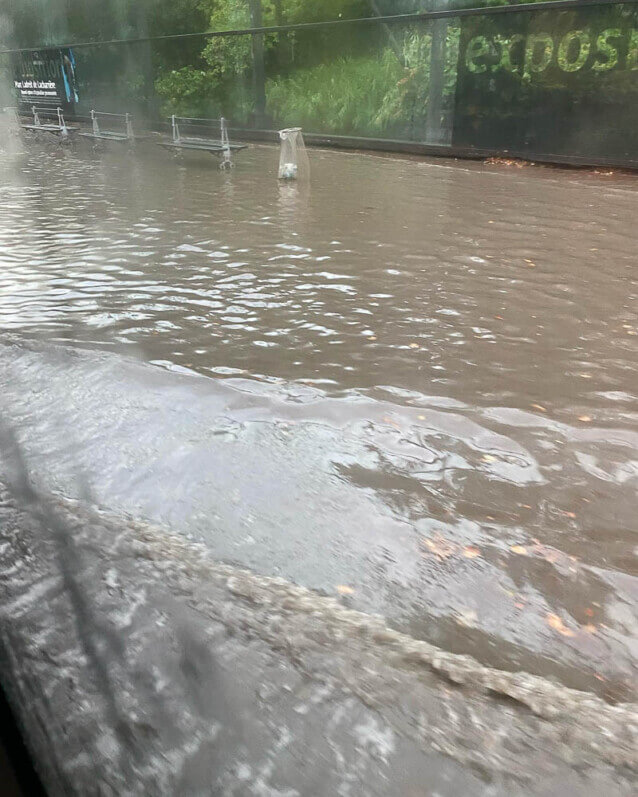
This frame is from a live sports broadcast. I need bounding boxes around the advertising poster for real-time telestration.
[452,5,638,162]
[13,48,79,108]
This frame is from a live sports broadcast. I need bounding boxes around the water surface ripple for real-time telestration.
[0,141,636,700]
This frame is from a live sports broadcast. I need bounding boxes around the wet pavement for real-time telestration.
[0,481,635,796]
[0,131,636,793]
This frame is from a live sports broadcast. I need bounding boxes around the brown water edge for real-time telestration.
[0,137,636,704]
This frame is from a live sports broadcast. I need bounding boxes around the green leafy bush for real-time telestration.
[265,50,406,135]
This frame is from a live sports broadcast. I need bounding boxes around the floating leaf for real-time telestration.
[463,545,481,559]
[584,608,594,618]
[546,613,575,637]
[531,403,547,412]
[381,416,401,429]
[336,585,354,596]
[409,343,420,349]
[422,536,456,560]
[537,546,560,564]
[510,545,527,555]
[578,415,592,422]
[486,157,528,168]
[583,623,597,634]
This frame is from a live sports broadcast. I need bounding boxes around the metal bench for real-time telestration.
[21,106,78,137]
[158,116,247,169]
[78,110,135,143]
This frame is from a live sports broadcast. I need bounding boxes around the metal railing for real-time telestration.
[90,110,134,140]
[169,115,233,167]
[29,105,69,134]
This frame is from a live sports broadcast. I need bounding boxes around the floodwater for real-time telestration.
[0,134,637,717]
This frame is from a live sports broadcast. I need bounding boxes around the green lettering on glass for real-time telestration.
[466,36,490,73]
[524,33,554,77]
[495,34,525,74]
[627,29,638,70]
[592,29,621,72]
[557,30,591,72]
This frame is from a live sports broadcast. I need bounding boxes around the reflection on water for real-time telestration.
[0,139,636,698]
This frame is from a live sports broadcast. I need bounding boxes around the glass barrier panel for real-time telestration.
[3,2,637,165]
[452,3,638,161]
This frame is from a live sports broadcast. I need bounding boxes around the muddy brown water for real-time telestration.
[0,137,636,703]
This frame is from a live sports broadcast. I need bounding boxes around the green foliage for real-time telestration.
[264,24,461,137]
[194,0,372,76]
[266,50,406,135]
[196,0,370,28]
[2,0,461,138]
[154,67,218,116]
[154,7,463,137]
[197,5,285,79]
[148,0,207,37]
[154,63,254,119]
[154,0,388,123]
